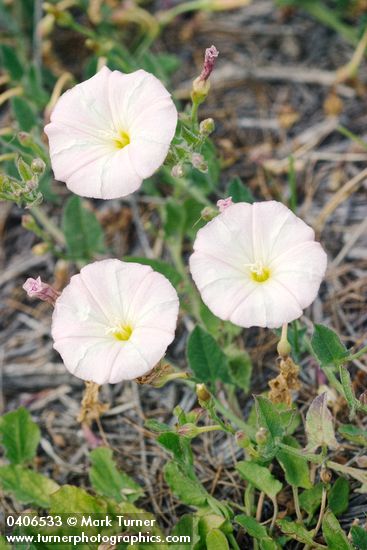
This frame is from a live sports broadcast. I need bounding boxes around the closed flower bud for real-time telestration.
[196,383,211,403]
[277,338,291,358]
[177,423,200,438]
[201,206,217,222]
[17,132,32,146]
[235,431,250,448]
[199,118,215,136]
[31,158,46,175]
[191,153,208,173]
[320,468,332,484]
[191,76,211,104]
[171,164,184,178]
[255,427,268,445]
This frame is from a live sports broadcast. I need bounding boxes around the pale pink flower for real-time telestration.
[23,276,60,305]
[189,201,327,328]
[44,67,177,199]
[51,260,179,384]
[217,196,233,212]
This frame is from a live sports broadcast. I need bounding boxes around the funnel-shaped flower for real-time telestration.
[189,201,327,328]
[51,260,179,384]
[45,67,177,199]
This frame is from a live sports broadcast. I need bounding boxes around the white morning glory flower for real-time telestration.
[51,260,179,384]
[44,67,178,199]
[189,201,327,328]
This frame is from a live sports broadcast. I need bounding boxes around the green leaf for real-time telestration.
[0,465,59,508]
[62,196,105,260]
[311,324,349,367]
[227,177,254,203]
[276,519,320,547]
[206,529,229,550]
[1,45,23,80]
[157,432,193,466]
[163,199,186,242]
[50,485,105,514]
[200,302,221,336]
[0,535,11,549]
[123,256,182,288]
[351,525,367,550]
[328,477,349,516]
[183,198,205,240]
[145,419,172,433]
[255,396,284,441]
[276,436,312,489]
[235,516,277,549]
[235,515,268,539]
[164,461,211,509]
[322,510,352,550]
[0,407,40,464]
[187,326,231,385]
[228,352,252,393]
[11,97,37,131]
[338,424,367,446]
[236,461,282,500]
[169,514,201,549]
[299,483,323,516]
[89,447,143,503]
[305,392,338,452]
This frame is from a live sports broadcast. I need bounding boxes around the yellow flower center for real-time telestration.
[112,324,133,341]
[247,261,271,283]
[114,130,130,149]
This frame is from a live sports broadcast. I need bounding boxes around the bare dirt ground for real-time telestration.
[1,0,366,538]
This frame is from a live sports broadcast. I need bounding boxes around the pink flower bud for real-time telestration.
[216,196,233,212]
[199,45,219,82]
[23,276,60,305]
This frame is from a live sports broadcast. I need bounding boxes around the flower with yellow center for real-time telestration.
[45,67,177,199]
[51,260,179,384]
[189,201,327,328]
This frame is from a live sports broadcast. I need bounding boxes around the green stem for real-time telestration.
[228,533,240,550]
[348,344,367,362]
[211,396,255,438]
[244,483,254,516]
[30,206,65,247]
[292,485,303,522]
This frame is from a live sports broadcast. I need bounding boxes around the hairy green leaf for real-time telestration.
[170,514,201,549]
[62,196,105,260]
[0,407,40,464]
[322,510,352,550]
[351,525,367,549]
[305,393,338,452]
[50,485,105,514]
[228,352,252,392]
[227,177,254,203]
[89,447,143,503]
[276,436,312,489]
[311,324,349,367]
[236,462,282,500]
[187,326,231,385]
[11,97,37,131]
[0,465,59,508]
[338,424,367,446]
[299,483,323,516]
[206,529,229,550]
[276,519,320,547]
[328,477,350,516]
